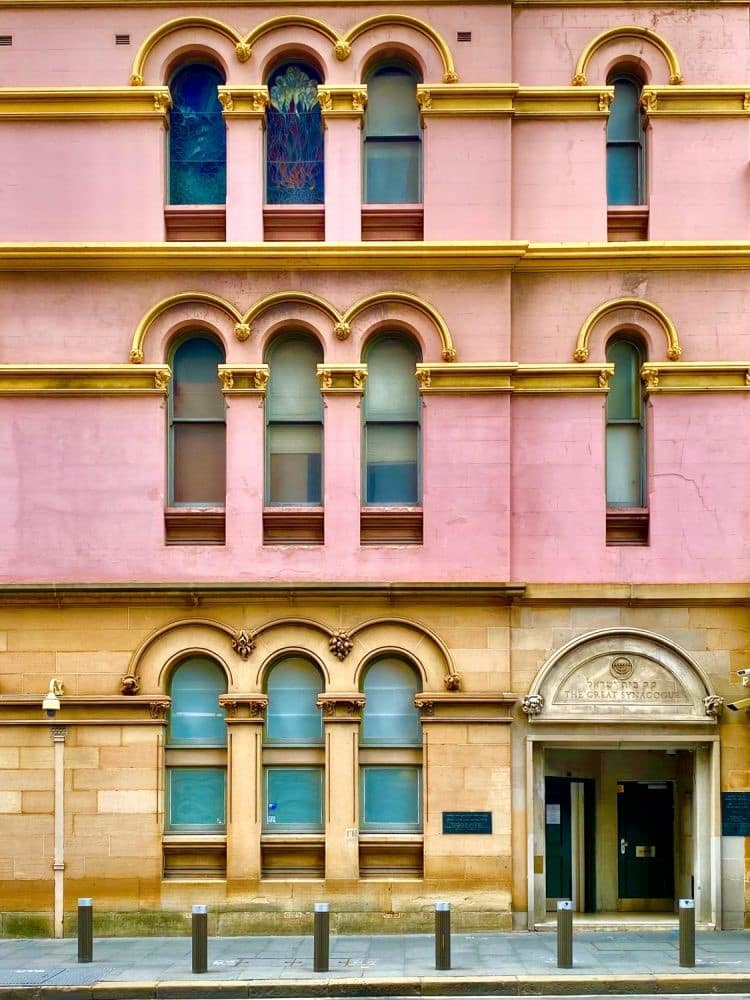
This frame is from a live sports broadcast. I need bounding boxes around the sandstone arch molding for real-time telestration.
[350,617,456,690]
[572,25,683,86]
[130,290,457,364]
[525,627,718,723]
[573,297,681,363]
[127,618,239,693]
[130,14,458,86]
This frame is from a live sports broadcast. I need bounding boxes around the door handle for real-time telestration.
[620,838,628,855]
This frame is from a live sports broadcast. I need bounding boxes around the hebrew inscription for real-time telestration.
[553,654,690,711]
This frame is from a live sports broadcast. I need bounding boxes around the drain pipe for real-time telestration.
[51,725,66,938]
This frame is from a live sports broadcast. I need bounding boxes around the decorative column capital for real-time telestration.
[317,85,368,122]
[316,364,367,394]
[217,86,270,119]
[316,693,366,721]
[219,694,268,722]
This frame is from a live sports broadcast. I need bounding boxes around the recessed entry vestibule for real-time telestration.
[523,628,722,929]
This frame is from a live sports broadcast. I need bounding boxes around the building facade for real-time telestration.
[1,0,750,937]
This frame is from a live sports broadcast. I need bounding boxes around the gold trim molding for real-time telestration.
[415,85,614,119]
[641,85,750,117]
[514,86,613,118]
[415,363,613,393]
[217,86,269,118]
[416,84,516,118]
[640,362,750,393]
[318,86,368,119]
[130,14,457,86]
[316,364,368,393]
[574,297,681,362]
[0,365,171,395]
[0,87,171,120]
[217,364,270,394]
[572,25,683,86]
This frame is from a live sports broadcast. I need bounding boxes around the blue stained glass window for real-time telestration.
[361,657,421,746]
[265,657,324,744]
[167,767,226,831]
[167,656,227,746]
[360,766,421,830]
[169,63,226,205]
[266,64,324,204]
[265,767,323,830]
[606,75,645,205]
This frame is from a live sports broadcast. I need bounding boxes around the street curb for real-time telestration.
[3,973,750,999]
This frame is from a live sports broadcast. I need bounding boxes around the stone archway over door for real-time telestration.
[523,628,722,928]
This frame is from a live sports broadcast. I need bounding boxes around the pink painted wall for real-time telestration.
[648,119,750,240]
[0,121,165,241]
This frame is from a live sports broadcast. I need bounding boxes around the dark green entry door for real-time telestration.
[617,781,674,908]
[545,777,572,902]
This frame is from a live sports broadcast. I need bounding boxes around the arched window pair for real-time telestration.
[168,61,422,207]
[605,333,648,544]
[262,654,422,833]
[167,331,422,514]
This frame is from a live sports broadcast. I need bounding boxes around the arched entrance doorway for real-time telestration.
[523,628,722,928]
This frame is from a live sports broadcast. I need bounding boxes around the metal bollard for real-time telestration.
[435,901,451,970]
[556,900,573,969]
[192,905,208,974]
[313,902,330,972]
[679,898,695,968]
[77,898,93,964]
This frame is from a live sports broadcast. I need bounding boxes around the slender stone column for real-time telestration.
[219,88,269,242]
[51,725,67,939]
[317,694,365,880]
[319,87,367,242]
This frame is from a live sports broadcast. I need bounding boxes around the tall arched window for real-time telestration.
[264,657,324,833]
[606,74,646,206]
[169,64,226,205]
[363,335,421,505]
[265,334,323,505]
[165,656,227,834]
[266,63,324,204]
[360,656,422,834]
[606,335,646,508]
[363,64,421,204]
[168,335,226,506]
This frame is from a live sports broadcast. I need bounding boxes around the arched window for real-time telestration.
[265,334,323,504]
[168,335,226,506]
[363,334,421,505]
[359,656,422,833]
[266,63,324,205]
[363,64,421,204]
[169,63,226,205]
[606,74,646,206]
[606,335,646,507]
[264,657,324,832]
[165,656,227,833]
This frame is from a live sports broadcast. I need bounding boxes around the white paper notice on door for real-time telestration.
[546,803,561,825]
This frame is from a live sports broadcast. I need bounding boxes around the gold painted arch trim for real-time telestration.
[130,291,244,362]
[130,13,458,85]
[342,14,457,83]
[345,291,456,361]
[574,297,681,362]
[245,290,341,330]
[572,25,683,86]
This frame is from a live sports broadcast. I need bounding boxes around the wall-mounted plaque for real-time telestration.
[442,811,492,835]
[721,791,750,836]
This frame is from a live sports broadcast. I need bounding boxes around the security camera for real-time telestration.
[738,669,750,687]
[727,696,750,712]
[42,679,63,718]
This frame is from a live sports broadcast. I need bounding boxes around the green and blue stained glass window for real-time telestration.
[266,63,324,204]
[363,335,421,504]
[169,64,226,205]
[606,75,645,205]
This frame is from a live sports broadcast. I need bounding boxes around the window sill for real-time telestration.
[164,205,226,241]
[261,834,324,878]
[362,205,424,241]
[359,835,423,879]
[263,205,325,241]
[607,206,648,242]
[165,508,225,545]
[263,507,324,545]
[606,507,649,545]
[360,508,423,545]
[162,835,226,879]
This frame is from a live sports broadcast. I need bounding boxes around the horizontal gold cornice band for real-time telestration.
[8,241,750,272]
[0,365,171,395]
[217,363,269,394]
[641,85,750,117]
[641,362,750,392]
[416,363,614,393]
[0,87,171,120]
[417,85,614,118]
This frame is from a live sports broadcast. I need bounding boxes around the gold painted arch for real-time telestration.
[344,291,457,362]
[573,297,681,362]
[245,291,341,334]
[342,14,458,83]
[572,25,683,86]
[129,291,244,363]
[130,13,458,86]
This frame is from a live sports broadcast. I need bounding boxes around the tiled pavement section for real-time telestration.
[2,931,750,993]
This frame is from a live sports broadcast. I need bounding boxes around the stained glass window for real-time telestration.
[266,63,324,204]
[169,63,226,205]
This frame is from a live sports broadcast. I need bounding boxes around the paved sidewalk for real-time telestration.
[2,930,750,997]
